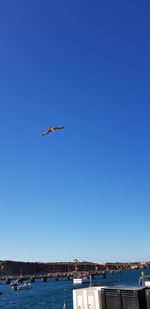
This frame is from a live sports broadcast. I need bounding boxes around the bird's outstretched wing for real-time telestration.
[53,126,65,130]
[41,129,52,136]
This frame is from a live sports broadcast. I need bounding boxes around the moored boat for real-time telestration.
[73,274,90,284]
[11,282,32,291]
[73,277,82,284]
[17,282,32,290]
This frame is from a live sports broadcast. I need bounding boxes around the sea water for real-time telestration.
[0,269,149,309]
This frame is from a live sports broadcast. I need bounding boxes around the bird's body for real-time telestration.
[42,126,65,136]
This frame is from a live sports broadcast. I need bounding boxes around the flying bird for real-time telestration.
[42,126,65,136]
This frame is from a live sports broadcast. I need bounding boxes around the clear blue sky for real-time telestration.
[0,0,150,263]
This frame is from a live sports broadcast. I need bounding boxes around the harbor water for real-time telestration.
[0,269,149,309]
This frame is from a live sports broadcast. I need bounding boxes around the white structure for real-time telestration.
[73,286,104,309]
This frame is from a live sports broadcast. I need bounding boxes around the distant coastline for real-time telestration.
[0,260,149,276]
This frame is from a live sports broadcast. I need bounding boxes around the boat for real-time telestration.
[11,282,32,291]
[17,282,32,290]
[73,285,148,309]
[73,274,90,284]
[73,273,150,308]
[73,276,82,284]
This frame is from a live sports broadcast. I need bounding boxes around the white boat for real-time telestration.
[73,277,82,284]
[17,283,32,290]
[11,282,32,291]
[73,275,90,284]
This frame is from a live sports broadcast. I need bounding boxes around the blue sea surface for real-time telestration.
[0,269,149,309]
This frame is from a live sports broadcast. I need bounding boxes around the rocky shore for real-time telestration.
[0,260,149,276]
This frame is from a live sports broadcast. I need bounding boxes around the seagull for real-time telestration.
[42,126,65,136]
